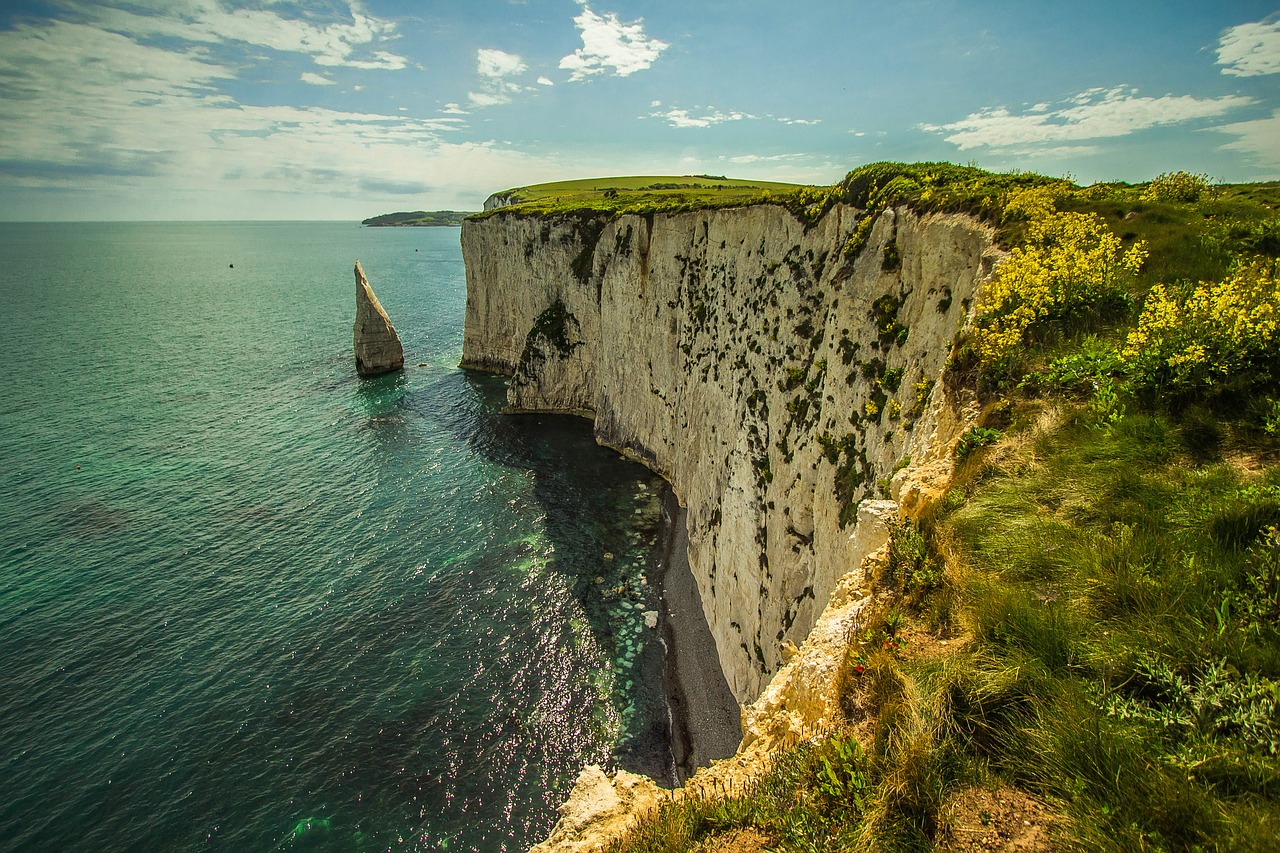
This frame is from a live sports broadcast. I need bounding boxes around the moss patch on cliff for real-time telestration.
[515,299,583,381]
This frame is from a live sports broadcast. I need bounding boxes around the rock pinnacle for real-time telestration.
[353,260,404,377]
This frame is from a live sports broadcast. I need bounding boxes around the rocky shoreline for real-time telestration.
[656,487,741,783]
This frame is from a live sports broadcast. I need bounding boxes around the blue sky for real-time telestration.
[1,0,1278,220]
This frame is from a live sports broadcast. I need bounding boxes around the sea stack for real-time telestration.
[353,260,404,376]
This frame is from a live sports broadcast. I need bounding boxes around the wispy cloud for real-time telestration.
[728,153,808,164]
[1217,108,1280,171]
[650,105,756,128]
[923,86,1254,151]
[476,48,527,79]
[469,48,529,108]
[560,3,668,82]
[300,72,335,86]
[0,16,539,211]
[1217,14,1280,77]
[71,0,408,70]
[648,102,821,130]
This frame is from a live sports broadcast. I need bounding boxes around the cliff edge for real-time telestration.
[462,202,996,702]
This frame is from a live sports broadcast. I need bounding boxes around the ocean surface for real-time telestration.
[0,222,672,852]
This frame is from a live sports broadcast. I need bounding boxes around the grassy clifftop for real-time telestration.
[592,164,1280,852]
[474,174,813,218]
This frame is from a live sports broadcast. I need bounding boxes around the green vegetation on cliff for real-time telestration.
[472,175,812,218]
[361,210,473,226]
[605,165,1280,852]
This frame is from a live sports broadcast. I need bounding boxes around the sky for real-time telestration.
[0,1,1278,221]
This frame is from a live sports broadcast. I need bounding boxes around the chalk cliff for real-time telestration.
[353,260,405,376]
[461,202,997,704]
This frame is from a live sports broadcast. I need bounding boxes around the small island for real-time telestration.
[361,210,474,227]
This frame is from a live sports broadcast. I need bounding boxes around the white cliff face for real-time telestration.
[462,203,995,704]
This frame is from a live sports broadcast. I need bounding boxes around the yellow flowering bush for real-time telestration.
[1000,183,1068,222]
[972,208,1148,371]
[1141,170,1214,203]
[1123,258,1280,391]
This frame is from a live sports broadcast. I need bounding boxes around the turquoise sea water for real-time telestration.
[0,223,670,851]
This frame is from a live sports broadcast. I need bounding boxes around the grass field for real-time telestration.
[475,174,814,217]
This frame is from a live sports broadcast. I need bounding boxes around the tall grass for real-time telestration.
[939,408,1280,850]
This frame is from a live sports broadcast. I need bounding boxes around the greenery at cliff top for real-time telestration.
[361,210,474,226]
[600,166,1280,852]
[471,175,812,218]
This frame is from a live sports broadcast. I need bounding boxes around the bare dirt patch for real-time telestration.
[689,827,772,853]
[936,784,1060,852]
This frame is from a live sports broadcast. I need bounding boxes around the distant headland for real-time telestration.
[361,211,474,227]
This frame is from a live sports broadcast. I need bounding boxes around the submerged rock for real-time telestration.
[353,260,404,376]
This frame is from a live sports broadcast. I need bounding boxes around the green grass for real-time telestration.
[600,733,881,853]
[472,174,813,218]
[1063,181,1280,291]
[608,411,1280,852]
[936,409,1280,850]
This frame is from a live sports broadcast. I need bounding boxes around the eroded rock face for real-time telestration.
[527,765,663,853]
[353,260,404,376]
[461,204,996,704]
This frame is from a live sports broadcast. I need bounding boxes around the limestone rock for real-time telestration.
[528,765,662,853]
[461,205,994,703]
[353,260,404,376]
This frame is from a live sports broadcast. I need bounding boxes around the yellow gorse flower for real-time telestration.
[972,197,1147,370]
[1124,258,1280,387]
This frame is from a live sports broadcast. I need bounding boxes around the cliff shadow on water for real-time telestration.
[443,368,741,786]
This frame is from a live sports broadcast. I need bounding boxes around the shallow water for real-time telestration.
[0,222,669,851]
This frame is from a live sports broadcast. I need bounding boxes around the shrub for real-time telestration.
[971,208,1146,374]
[1141,171,1214,203]
[1018,336,1122,398]
[1124,257,1280,397]
[883,520,944,600]
[954,426,1002,462]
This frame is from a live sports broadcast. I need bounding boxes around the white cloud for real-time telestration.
[476,48,527,79]
[923,86,1255,151]
[300,72,335,86]
[537,76,554,86]
[0,16,519,215]
[441,103,469,115]
[74,0,408,70]
[560,5,668,81]
[1217,108,1280,171]
[728,153,806,164]
[469,47,531,107]
[467,91,509,108]
[648,103,821,129]
[1217,14,1280,77]
[650,105,756,128]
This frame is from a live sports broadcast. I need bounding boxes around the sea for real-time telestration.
[0,222,673,852]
